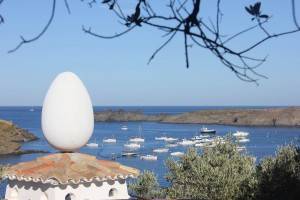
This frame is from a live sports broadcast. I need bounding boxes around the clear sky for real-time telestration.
[0,0,299,106]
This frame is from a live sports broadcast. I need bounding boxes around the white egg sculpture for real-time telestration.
[42,72,94,151]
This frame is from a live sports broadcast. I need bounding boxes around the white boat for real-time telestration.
[103,138,117,143]
[166,143,178,148]
[86,142,99,148]
[29,108,35,112]
[129,137,145,143]
[170,152,185,157]
[192,135,210,140]
[122,152,138,157]
[236,138,250,143]
[200,127,216,134]
[153,148,169,153]
[195,143,206,147]
[233,131,249,137]
[196,138,214,143]
[213,137,226,144]
[178,139,195,146]
[129,126,145,143]
[140,155,157,161]
[155,136,168,141]
[124,143,141,149]
[164,137,178,142]
[237,146,246,152]
[121,125,128,131]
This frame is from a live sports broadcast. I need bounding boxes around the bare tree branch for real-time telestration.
[148,30,178,65]
[292,0,300,29]
[82,25,137,39]
[8,0,56,53]
[0,0,4,24]
[184,32,189,68]
[93,0,290,83]
[3,0,300,84]
[64,0,71,14]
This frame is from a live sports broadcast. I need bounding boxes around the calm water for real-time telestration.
[1,106,300,196]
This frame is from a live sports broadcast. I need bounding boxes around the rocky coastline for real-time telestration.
[94,107,300,127]
[0,119,42,155]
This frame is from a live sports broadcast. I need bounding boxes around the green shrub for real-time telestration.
[129,142,300,200]
[0,165,6,180]
[165,140,257,200]
[129,170,165,199]
[256,144,300,200]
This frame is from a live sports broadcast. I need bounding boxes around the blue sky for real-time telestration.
[0,0,299,106]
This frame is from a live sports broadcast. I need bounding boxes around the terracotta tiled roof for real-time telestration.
[3,153,139,185]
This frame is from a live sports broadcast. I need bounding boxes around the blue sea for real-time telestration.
[1,106,300,196]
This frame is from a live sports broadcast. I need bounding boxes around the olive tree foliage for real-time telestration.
[256,144,300,200]
[165,141,257,200]
[0,164,8,185]
[0,1,300,83]
[130,142,300,200]
[0,165,5,180]
[128,170,165,199]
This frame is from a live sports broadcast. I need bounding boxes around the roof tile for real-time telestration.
[3,153,139,185]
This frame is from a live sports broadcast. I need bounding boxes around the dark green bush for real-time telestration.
[165,140,257,200]
[128,170,165,199]
[256,144,300,200]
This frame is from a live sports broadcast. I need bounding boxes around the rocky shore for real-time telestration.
[94,107,300,127]
[0,119,42,155]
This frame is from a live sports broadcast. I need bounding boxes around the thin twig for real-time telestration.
[184,32,189,68]
[82,25,137,39]
[148,30,178,65]
[64,0,71,14]
[292,0,300,29]
[8,0,56,53]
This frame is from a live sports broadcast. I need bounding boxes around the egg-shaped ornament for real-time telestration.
[42,72,94,151]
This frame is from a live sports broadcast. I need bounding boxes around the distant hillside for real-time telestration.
[94,107,300,127]
[0,120,39,155]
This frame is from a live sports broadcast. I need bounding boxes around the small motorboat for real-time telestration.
[194,138,214,144]
[86,138,99,148]
[195,143,206,147]
[121,125,128,131]
[166,143,178,148]
[103,138,117,143]
[155,136,168,141]
[236,138,250,143]
[233,131,249,138]
[192,135,210,140]
[213,136,226,144]
[86,142,99,148]
[29,108,35,112]
[140,155,157,161]
[178,139,195,146]
[129,137,145,143]
[124,143,141,149]
[164,137,178,142]
[153,148,169,153]
[122,152,138,157]
[237,146,246,152]
[200,127,216,134]
[170,152,185,157]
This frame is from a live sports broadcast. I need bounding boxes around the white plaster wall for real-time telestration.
[5,179,130,200]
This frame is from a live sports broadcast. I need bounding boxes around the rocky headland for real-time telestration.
[94,107,300,127]
[0,119,45,155]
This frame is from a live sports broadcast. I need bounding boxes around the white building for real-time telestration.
[3,153,139,200]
